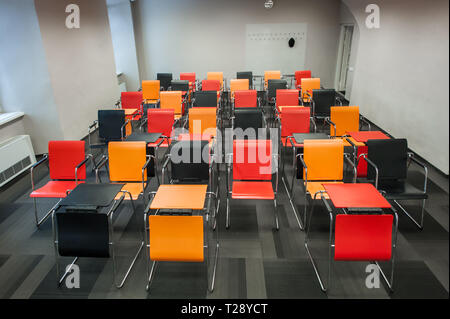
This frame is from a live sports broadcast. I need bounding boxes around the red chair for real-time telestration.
[202,79,221,92]
[234,90,258,108]
[180,72,197,92]
[120,91,143,120]
[275,89,300,113]
[305,184,398,293]
[146,109,175,147]
[295,70,312,89]
[30,141,93,227]
[279,107,312,147]
[226,140,279,230]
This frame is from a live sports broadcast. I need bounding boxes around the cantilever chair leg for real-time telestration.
[392,199,425,230]
[273,197,280,231]
[205,204,219,293]
[35,198,63,228]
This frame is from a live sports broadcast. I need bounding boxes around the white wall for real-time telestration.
[133,0,341,88]
[0,0,63,154]
[344,0,449,174]
[34,0,120,142]
[107,0,140,91]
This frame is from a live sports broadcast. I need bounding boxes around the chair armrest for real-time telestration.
[408,153,428,193]
[358,154,379,189]
[75,154,93,185]
[95,155,109,183]
[139,118,148,131]
[297,153,308,186]
[325,117,336,137]
[115,100,121,109]
[359,115,371,131]
[121,119,131,140]
[30,154,49,191]
[344,153,357,183]
[161,155,171,184]
[310,117,317,133]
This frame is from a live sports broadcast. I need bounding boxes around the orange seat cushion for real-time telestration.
[114,182,144,200]
[232,181,274,200]
[303,139,343,181]
[305,181,342,200]
[149,215,204,262]
[330,106,360,137]
[30,180,82,198]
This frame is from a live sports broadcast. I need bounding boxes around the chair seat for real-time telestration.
[144,99,159,104]
[381,181,428,200]
[281,137,302,147]
[342,136,365,147]
[30,180,82,198]
[305,181,343,200]
[114,183,144,200]
[148,138,170,148]
[232,181,274,200]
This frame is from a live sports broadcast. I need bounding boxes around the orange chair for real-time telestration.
[229,79,249,100]
[189,107,217,137]
[207,72,224,90]
[226,140,279,230]
[30,141,93,227]
[300,78,320,104]
[293,139,356,229]
[142,80,160,105]
[95,141,153,205]
[160,91,185,120]
[264,70,281,89]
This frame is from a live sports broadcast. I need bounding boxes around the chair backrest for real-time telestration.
[147,109,175,137]
[280,107,311,137]
[160,91,182,115]
[237,71,253,87]
[235,90,257,108]
[169,140,210,182]
[268,79,287,100]
[230,79,249,98]
[180,72,196,87]
[330,106,359,136]
[121,91,142,110]
[334,214,393,261]
[98,109,125,141]
[194,91,218,107]
[202,80,221,92]
[189,107,216,136]
[301,78,321,101]
[295,70,312,88]
[108,141,147,182]
[170,80,189,92]
[57,211,109,258]
[157,73,173,91]
[149,215,204,262]
[234,108,264,133]
[366,139,408,182]
[233,139,272,181]
[49,140,86,180]
[264,70,281,87]
[276,89,299,107]
[312,89,336,117]
[303,139,343,181]
[207,72,223,89]
[142,80,160,100]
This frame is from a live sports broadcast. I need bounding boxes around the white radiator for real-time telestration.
[0,135,36,187]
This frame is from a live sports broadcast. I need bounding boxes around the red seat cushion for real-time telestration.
[235,90,257,108]
[233,140,272,181]
[30,181,82,198]
[276,89,299,107]
[334,214,393,261]
[202,80,221,91]
[121,91,143,111]
[49,141,86,180]
[280,107,311,138]
[232,181,274,200]
[147,109,174,137]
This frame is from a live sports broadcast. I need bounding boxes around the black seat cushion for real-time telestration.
[171,80,189,92]
[380,180,428,200]
[312,89,336,117]
[237,71,253,87]
[194,91,218,107]
[367,139,408,181]
[169,140,210,182]
[268,79,287,101]
[157,73,173,91]
[57,211,110,258]
[98,110,125,141]
[234,108,264,135]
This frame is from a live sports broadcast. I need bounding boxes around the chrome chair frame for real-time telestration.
[305,190,399,293]
[52,190,144,289]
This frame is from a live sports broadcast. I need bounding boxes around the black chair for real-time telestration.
[267,79,288,104]
[237,71,253,89]
[311,89,343,119]
[231,108,268,140]
[193,91,218,107]
[157,73,173,91]
[88,110,129,153]
[359,138,428,229]
[170,80,190,92]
